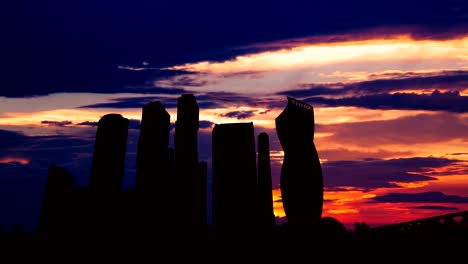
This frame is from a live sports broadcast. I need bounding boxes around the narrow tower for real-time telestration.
[275,97,323,232]
[90,113,129,195]
[135,101,172,232]
[89,113,129,236]
[175,94,203,227]
[212,122,257,231]
[257,132,276,228]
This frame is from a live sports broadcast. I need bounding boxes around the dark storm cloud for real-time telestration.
[318,113,468,146]
[0,129,29,149]
[0,129,97,231]
[77,121,99,127]
[306,90,468,113]
[199,120,215,129]
[449,152,468,156]
[318,147,414,161]
[219,110,257,120]
[409,205,460,211]
[0,162,48,232]
[4,1,466,97]
[79,96,178,109]
[323,157,458,190]
[279,71,468,112]
[369,192,468,203]
[0,126,143,231]
[79,91,283,110]
[41,120,73,126]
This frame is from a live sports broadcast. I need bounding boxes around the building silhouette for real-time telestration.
[135,101,173,232]
[174,94,204,227]
[90,113,129,195]
[197,161,208,228]
[257,132,276,228]
[212,122,257,231]
[38,165,75,237]
[275,97,323,232]
[88,113,129,236]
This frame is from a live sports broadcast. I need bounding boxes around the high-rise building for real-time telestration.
[89,113,128,236]
[136,101,171,194]
[90,113,129,195]
[212,122,257,231]
[38,165,75,236]
[135,101,172,232]
[175,94,203,227]
[275,97,323,231]
[257,132,276,228]
[197,161,208,227]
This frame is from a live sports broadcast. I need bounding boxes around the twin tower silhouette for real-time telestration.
[39,94,323,238]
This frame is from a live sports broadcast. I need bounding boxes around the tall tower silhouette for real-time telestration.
[275,97,323,232]
[136,101,171,193]
[197,161,208,228]
[174,94,204,227]
[212,122,257,231]
[90,113,129,195]
[38,165,75,237]
[135,101,172,232]
[89,113,128,236]
[257,132,276,228]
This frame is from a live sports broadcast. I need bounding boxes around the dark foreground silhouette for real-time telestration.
[1,95,467,260]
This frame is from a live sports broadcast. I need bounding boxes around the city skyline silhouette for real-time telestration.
[15,94,468,245]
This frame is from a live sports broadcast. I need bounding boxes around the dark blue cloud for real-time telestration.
[199,120,215,129]
[369,191,468,203]
[318,113,468,145]
[306,90,468,113]
[220,110,256,120]
[0,129,29,149]
[41,120,73,126]
[3,1,466,97]
[409,205,460,211]
[77,121,99,127]
[0,162,48,233]
[79,96,178,109]
[323,157,458,190]
[79,91,280,110]
[279,71,468,112]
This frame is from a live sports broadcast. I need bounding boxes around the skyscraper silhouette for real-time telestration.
[212,122,257,231]
[136,101,171,194]
[38,165,75,237]
[197,161,208,228]
[89,113,128,237]
[135,101,172,232]
[174,94,203,227]
[257,132,276,228]
[275,97,323,232]
[90,113,129,195]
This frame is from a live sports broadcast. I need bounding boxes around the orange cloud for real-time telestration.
[0,157,30,165]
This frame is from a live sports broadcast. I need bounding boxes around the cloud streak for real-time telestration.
[306,90,468,113]
[322,157,459,190]
[370,191,468,203]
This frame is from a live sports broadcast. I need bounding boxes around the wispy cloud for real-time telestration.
[41,120,73,127]
[318,113,468,146]
[219,110,257,120]
[281,70,468,98]
[306,90,468,113]
[369,191,468,203]
[408,205,460,210]
[323,157,459,190]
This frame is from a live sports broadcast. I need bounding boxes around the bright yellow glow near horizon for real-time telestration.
[165,36,468,73]
[272,188,285,218]
[0,109,143,127]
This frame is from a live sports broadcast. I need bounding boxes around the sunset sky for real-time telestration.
[1,0,468,232]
